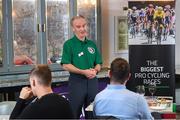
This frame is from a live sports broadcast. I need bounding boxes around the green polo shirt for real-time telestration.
[61,35,102,69]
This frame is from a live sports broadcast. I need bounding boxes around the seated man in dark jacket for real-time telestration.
[10,64,74,119]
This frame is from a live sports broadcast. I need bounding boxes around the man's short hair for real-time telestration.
[110,58,130,83]
[30,64,52,86]
[70,15,87,26]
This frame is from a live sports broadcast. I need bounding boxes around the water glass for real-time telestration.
[148,82,157,100]
[136,85,145,96]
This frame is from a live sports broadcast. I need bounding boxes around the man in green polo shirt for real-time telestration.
[61,15,102,118]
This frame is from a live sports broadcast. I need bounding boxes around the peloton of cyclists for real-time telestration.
[128,3,175,44]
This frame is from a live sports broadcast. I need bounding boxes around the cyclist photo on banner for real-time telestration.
[128,1,175,45]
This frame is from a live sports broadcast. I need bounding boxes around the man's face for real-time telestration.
[72,18,88,40]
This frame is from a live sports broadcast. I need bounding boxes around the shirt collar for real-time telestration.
[107,84,126,90]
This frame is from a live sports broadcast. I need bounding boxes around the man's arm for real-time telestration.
[138,96,154,120]
[93,64,101,74]
[62,64,83,75]
[9,98,27,119]
[10,87,34,119]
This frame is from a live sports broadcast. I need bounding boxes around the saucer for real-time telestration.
[150,106,166,110]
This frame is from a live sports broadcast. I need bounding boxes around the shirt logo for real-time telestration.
[88,47,95,54]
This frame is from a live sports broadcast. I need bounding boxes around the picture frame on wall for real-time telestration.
[114,16,128,53]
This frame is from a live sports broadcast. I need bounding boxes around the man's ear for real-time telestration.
[32,79,36,87]
[108,70,112,78]
[127,73,131,81]
[124,73,131,85]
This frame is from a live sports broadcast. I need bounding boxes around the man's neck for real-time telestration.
[76,36,86,41]
[110,80,126,85]
[37,87,53,99]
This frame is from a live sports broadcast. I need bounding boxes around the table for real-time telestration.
[146,96,176,119]
[146,96,173,112]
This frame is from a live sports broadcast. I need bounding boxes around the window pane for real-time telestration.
[0,0,2,67]
[77,0,97,41]
[46,0,69,64]
[12,0,37,66]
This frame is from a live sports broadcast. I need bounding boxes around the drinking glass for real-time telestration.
[136,85,145,96]
[148,82,157,100]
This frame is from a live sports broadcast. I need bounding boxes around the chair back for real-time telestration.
[151,112,162,119]
[0,101,16,115]
[95,115,118,119]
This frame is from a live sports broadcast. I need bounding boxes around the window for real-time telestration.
[46,0,69,64]
[77,0,97,42]
[12,0,37,66]
[0,0,101,75]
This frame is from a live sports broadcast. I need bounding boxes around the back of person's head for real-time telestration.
[110,58,130,84]
[70,15,86,26]
[157,6,163,12]
[30,64,52,86]
[165,5,171,9]
[148,4,154,8]
[132,6,137,11]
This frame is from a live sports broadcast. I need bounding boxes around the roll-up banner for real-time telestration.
[127,0,175,98]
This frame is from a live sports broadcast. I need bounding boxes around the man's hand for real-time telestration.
[62,64,101,79]
[83,69,97,79]
[19,87,33,100]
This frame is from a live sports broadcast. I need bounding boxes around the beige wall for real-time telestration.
[101,0,128,67]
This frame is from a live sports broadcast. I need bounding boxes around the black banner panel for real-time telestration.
[127,0,175,99]
[128,45,175,97]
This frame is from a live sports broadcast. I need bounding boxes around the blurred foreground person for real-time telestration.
[94,58,153,120]
[13,40,34,65]
[10,64,74,119]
